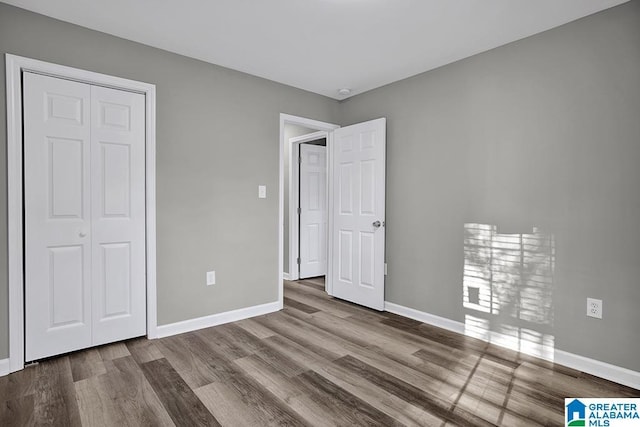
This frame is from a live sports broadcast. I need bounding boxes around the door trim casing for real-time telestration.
[288,131,328,281]
[278,114,339,307]
[5,54,158,373]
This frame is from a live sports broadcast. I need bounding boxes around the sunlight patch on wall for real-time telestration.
[463,223,555,360]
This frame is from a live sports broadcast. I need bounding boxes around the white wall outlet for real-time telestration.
[206,271,216,286]
[258,185,267,199]
[587,297,602,319]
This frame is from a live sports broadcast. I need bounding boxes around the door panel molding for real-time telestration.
[5,54,157,373]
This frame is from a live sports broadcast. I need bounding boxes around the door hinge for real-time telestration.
[297,257,301,265]
[297,207,301,215]
[298,156,302,164]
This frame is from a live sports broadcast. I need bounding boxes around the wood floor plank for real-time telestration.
[234,354,339,427]
[196,325,254,361]
[452,363,513,409]
[155,333,223,389]
[97,342,131,361]
[194,362,308,427]
[255,344,308,378]
[284,285,361,318]
[284,296,320,314]
[286,280,391,320]
[193,383,272,427]
[332,354,496,427]
[69,349,107,382]
[347,309,390,325]
[315,356,446,426]
[141,358,221,427]
[383,315,499,357]
[411,346,560,424]
[453,388,526,426]
[279,310,463,401]
[413,344,581,417]
[258,312,349,361]
[412,350,521,402]
[0,395,35,427]
[282,305,315,320]
[296,369,405,427]
[234,318,277,339]
[413,345,496,375]
[515,360,638,398]
[209,323,270,356]
[260,334,336,373]
[0,364,38,402]
[304,310,423,357]
[306,320,468,401]
[393,318,548,373]
[286,279,325,292]
[125,337,164,364]
[179,331,240,384]
[211,325,314,378]
[74,356,175,427]
[500,381,564,425]
[32,357,83,426]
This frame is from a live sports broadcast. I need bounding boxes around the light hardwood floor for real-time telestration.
[1,278,637,426]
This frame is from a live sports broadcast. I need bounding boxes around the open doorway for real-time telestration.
[279,114,387,312]
[283,127,318,280]
[278,115,339,307]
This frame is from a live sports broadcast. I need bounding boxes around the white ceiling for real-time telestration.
[1,0,629,99]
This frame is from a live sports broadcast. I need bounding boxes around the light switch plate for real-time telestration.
[258,185,267,199]
[206,271,216,286]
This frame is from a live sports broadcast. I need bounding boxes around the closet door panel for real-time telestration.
[90,85,146,345]
[24,73,93,361]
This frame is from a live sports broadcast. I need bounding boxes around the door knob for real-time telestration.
[79,230,87,237]
[372,220,382,228]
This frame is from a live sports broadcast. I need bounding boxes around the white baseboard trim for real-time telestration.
[554,349,640,390]
[384,301,640,390]
[384,301,464,335]
[0,358,10,377]
[155,301,280,339]
[283,272,291,281]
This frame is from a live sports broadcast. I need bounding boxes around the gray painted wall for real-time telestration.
[283,124,316,275]
[0,3,338,359]
[339,0,640,371]
[1,0,638,375]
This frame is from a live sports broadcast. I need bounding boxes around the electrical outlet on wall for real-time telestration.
[587,298,602,319]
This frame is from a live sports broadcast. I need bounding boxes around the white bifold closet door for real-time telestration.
[24,72,146,361]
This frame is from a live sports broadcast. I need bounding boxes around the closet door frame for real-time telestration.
[5,54,158,374]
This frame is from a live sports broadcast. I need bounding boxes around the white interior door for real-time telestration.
[299,144,327,278]
[331,118,386,310]
[90,85,146,346]
[24,73,93,360]
[24,72,146,361]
